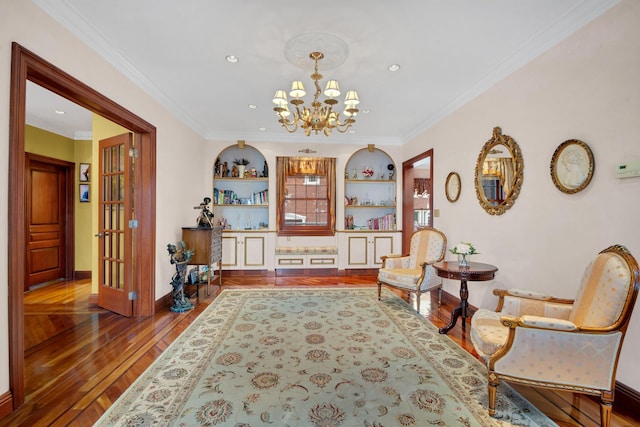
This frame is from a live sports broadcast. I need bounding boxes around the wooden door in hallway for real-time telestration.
[97,133,134,317]
[25,154,74,291]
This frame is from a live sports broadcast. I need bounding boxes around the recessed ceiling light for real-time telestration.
[388,64,400,72]
[226,55,239,63]
[54,109,65,115]
[362,109,370,114]
[349,129,356,134]
[248,104,257,109]
[259,127,266,131]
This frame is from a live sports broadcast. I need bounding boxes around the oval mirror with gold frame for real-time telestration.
[474,127,524,215]
[550,139,594,194]
[445,171,461,202]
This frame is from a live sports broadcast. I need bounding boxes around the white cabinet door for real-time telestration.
[346,235,369,267]
[342,232,400,268]
[243,234,266,267]
[222,232,268,269]
[371,234,394,266]
[222,234,238,267]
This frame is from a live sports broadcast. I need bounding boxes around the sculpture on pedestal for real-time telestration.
[167,241,195,312]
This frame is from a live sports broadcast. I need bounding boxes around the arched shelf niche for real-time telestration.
[344,147,396,230]
[212,143,269,230]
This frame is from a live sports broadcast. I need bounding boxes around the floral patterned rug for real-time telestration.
[95,288,556,426]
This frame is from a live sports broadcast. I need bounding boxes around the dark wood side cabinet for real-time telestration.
[181,226,223,296]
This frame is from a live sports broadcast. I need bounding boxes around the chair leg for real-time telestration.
[416,293,421,312]
[600,391,613,427]
[377,283,382,301]
[488,374,498,416]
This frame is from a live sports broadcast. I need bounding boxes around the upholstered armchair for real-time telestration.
[470,245,639,427]
[377,227,446,311]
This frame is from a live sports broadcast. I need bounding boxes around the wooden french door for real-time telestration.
[97,133,134,316]
[25,154,73,290]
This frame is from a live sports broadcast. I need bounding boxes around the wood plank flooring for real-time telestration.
[3,276,639,426]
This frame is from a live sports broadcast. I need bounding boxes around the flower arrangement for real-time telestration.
[362,166,374,178]
[233,158,250,166]
[449,242,477,255]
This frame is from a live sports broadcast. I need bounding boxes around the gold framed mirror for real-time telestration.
[474,127,524,215]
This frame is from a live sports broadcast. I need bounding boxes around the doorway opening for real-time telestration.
[402,149,433,254]
[9,43,157,411]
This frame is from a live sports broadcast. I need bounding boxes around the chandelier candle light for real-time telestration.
[273,52,360,136]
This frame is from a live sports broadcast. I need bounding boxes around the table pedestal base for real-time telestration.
[432,261,498,335]
[439,278,469,334]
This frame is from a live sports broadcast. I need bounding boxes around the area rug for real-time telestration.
[95,288,556,426]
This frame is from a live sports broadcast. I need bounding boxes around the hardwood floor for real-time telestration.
[3,276,639,426]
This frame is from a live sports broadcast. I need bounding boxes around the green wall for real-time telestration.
[25,125,93,272]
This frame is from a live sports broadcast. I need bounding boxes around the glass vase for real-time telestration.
[457,253,471,267]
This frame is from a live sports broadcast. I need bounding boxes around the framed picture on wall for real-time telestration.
[79,163,90,182]
[445,171,461,202]
[79,184,90,202]
[550,139,594,194]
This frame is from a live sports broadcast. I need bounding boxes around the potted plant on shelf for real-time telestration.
[233,158,250,178]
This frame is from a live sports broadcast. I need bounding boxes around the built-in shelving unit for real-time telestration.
[212,144,269,231]
[344,148,397,230]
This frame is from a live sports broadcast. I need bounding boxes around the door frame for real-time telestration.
[402,149,433,254]
[8,43,157,409]
[25,153,76,289]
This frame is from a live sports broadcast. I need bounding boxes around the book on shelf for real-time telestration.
[366,213,396,230]
[214,187,268,205]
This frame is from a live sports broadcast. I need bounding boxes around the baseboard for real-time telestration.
[155,291,172,312]
[614,381,640,415]
[438,290,640,414]
[275,268,338,276]
[0,390,13,420]
[73,270,91,280]
[221,269,272,277]
[88,293,98,307]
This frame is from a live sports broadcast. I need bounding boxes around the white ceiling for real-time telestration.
[28,0,618,144]
[26,82,93,140]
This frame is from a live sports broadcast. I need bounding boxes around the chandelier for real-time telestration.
[272,52,360,136]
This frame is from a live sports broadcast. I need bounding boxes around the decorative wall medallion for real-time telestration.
[550,139,594,194]
[445,172,461,202]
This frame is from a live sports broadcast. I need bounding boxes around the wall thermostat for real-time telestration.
[616,160,640,179]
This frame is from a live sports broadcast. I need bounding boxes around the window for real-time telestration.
[277,157,336,236]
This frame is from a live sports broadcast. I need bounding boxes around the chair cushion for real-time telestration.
[378,268,422,290]
[470,309,509,359]
[378,267,442,293]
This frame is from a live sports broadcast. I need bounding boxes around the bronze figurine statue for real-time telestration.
[167,242,195,312]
